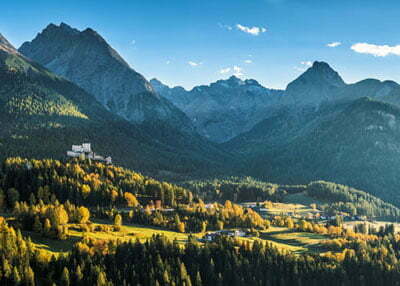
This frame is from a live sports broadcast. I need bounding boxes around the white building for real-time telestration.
[67,143,112,164]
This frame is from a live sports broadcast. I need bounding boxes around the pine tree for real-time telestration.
[24,266,35,286]
[75,265,83,282]
[194,271,202,286]
[60,267,70,286]
[12,266,21,285]
[44,218,51,235]
[33,216,42,233]
[97,271,108,286]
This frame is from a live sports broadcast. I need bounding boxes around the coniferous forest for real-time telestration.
[3,2,400,284]
[1,158,400,285]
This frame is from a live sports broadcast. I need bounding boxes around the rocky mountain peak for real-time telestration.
[226,75,244,86]
[42,22,79,37]
[299,61,345,87]
[153,77,285,142]
[285,61,346,105]
[18,23,193,132]
[150,78,168,89]
[0,33,17,54]
[244,79,261,86]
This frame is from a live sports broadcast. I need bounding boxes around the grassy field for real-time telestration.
[25,220,201,256]
[21,211,331,257]
[26,222,330,257]
[258,226,330,254]
[263,201,321,217]
[71,220,198,243]
[283,192,325,207]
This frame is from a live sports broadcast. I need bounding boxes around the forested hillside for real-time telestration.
[0,157,195,209]
[182,177,400,219]
[1,158,400,285]
[2,214,400,285]
[0,35,232,177]
[226,97,400,207]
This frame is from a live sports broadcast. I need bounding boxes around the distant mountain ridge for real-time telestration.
[19,23,193,133]
[0,32,233,177]
[151,76,285,142]
[285,61,346,105]
[225,97,400,206]
[6,20,400,208]
[0,33,18,54]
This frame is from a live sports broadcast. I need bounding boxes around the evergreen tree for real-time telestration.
[60,267,70,286]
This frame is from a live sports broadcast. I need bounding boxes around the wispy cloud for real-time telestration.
[351,43,400,57]
[244,59,253,64]
[219,65,245,77]
[188,61,202,67]
[233,66,244,77]
[236,24,267,36]
[218,23,233,31]
[300,61,312,67]
[166,60,171,65]
[219,68,231,74]
[294,61,313,72]
[327,42,341,48]
[131,40,136,45]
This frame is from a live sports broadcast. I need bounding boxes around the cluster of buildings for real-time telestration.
[201,229,246,242]
[67,143,112,164]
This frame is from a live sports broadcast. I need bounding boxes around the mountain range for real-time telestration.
[0,29,230,177]
[2,22,400,206]
[19,23,193,133]
[153,60,400,205]
[151,76,285,142]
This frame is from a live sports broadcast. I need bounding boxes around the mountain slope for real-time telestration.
[285,61,346,105]
[19,23,193,132]
[0,33,230,176]
[151,76,285,142]
[226,98,400,206]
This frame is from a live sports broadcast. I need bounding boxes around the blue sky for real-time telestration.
[2,0,400,89]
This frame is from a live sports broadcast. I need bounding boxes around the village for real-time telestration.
[198,202,372,242]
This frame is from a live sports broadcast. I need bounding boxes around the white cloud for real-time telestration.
[236,24,267,36]
[219,67,231,74]
[244,59,253,64]
[233,66,244,77]
[300,61,312,67]
[294,61,312,72]
[326,42,341,48]
[188,61,202,67]
[218,23,233,31]
[351,42,400,57]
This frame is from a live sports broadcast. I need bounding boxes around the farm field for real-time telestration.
[283,192,325,208]
[263,202,320,217]
[24,220,199,256]
[25,221,330,257]
[258,226,330,254]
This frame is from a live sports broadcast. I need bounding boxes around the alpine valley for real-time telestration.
[3,15,400,286]
[2,22,400,206]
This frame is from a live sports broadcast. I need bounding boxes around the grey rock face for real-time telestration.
[151,76,285,143]
[285,61,346,105]
[19,23,193,132]
[0,33,17,54]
